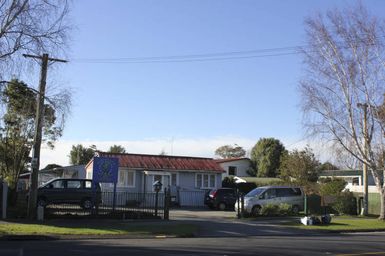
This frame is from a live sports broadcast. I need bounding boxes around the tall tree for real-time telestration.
[108,145,126,154]
[0,0,70,77]
[279,147,320,184]
[0,79,68,188]
[69,145,96,165]
[250,138,286,177]
[299,4,385,219]
[318,161,339,171]
[215,144,246,159]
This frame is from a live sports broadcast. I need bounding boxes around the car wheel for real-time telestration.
[218,202,226,211]
[82,198,93,209]
[37,197,47,207]
[292,205,300,215]
[252,205,262,217]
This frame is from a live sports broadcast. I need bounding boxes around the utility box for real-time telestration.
[1,181,7,219]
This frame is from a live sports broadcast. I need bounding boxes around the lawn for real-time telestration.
[284,216,385,231]
[0,221,198,237]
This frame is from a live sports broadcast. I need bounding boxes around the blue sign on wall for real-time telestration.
[92,157,119,183]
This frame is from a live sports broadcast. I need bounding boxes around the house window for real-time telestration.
[118,169,135,187]
[228,166,237,176]
[209,175,215,187]
[352,177,359,186]
[171,173,177,186]
[196,174,202,188]
[196,173,216,189]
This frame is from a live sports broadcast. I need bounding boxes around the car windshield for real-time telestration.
[245,188,265,197]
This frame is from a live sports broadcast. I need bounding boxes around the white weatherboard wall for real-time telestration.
[219,159,252,178]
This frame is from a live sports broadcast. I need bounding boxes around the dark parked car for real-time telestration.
[204,188,237,210]
[37,178,101,209]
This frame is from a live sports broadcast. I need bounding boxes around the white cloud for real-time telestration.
[39,136,335,168]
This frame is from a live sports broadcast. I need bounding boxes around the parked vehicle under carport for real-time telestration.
[36,178,101,209]
[204,188,237,210]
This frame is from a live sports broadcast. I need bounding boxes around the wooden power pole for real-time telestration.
[23,53,67,219]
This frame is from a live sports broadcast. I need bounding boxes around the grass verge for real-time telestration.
[0,221,198,237]
[283,216,385,231]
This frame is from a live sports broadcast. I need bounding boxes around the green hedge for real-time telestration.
[305,193,357,215]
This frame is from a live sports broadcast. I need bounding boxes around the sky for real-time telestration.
[25,0,385,167]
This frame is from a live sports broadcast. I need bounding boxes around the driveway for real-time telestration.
[169,208,316,237]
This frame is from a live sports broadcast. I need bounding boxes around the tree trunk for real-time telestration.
[379,188,385,220]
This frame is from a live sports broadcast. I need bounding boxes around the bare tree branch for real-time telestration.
[299,4,385,219]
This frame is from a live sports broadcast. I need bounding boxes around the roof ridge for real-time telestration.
[97,151,214,160]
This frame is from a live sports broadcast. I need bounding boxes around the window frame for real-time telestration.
[228,166,237,176]
[117,168,136,188]
[195,173,216,189]
[171,173,178,186]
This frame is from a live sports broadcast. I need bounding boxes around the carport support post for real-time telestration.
[241,193,244,218]
[237,187,241,219]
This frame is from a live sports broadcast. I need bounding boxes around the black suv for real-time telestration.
[37,178,101,209]
[204,188,237,210]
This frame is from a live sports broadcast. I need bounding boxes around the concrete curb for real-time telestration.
[0,234,183,241]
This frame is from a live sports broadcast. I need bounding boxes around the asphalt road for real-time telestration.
[1,233,385,256]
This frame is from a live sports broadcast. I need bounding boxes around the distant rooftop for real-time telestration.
[319,169,383,178]
[215,157,251,163]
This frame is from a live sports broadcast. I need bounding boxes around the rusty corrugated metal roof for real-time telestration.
[95,152,225,173]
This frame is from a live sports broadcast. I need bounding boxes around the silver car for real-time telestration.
[236,186,304,216]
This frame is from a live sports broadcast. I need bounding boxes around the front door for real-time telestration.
[146,174,170,192]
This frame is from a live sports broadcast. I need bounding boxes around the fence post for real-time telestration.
[112,183,117,212]
[304,194,308,216]
[1,181,7,219]
[237,188,241,219]
[155,190,159,217]
[163,187,170,220]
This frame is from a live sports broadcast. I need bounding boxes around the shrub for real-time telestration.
[331,191,357,215]
[319,178,347,196]
[261,204,280,216]
[260,203,293,216]
[222,176,235,188]
[278,203,292,216]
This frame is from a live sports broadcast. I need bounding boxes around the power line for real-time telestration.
[71,37,383,64]
[73,46,302,64]
[74,51,301,64]
[73,45,303,63]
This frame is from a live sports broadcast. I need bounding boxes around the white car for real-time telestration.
[235,186,304,216]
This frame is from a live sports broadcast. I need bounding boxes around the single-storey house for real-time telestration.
[215,157,253,178]
[319,169,383,194]
[85,152,224,206]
